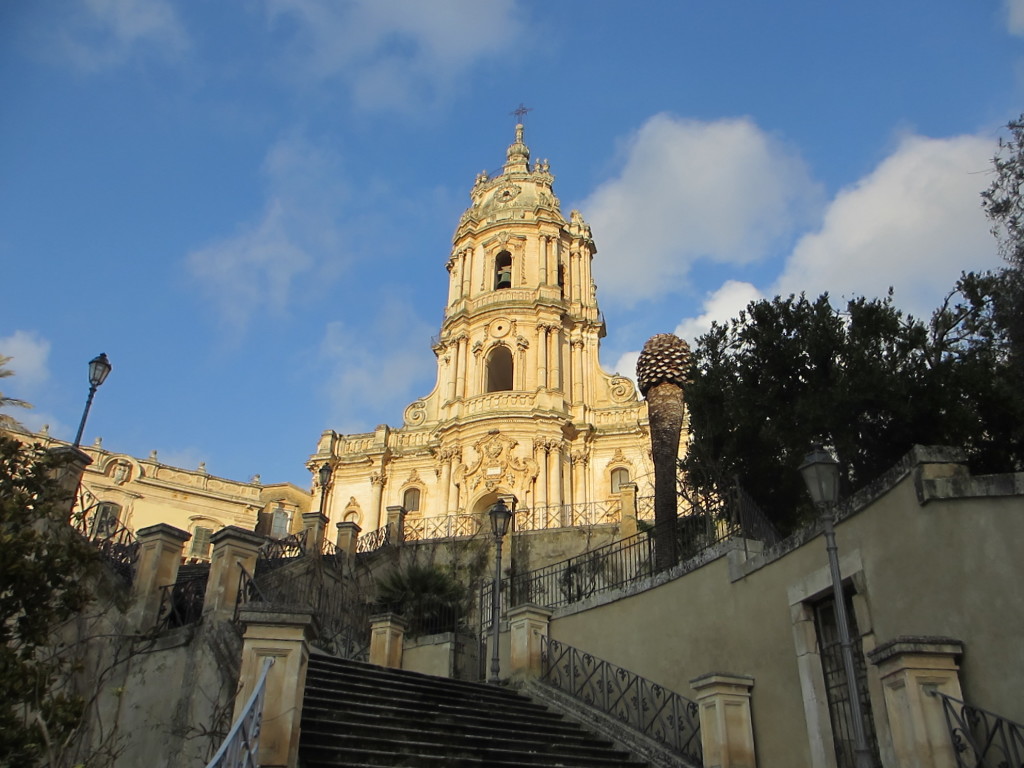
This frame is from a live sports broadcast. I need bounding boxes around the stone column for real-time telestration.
[546,441,562,512]
[445,342,458,402]
[236,606,316,768]
[571,250,582,302]
[130,523,190,631]
[335,521,361,556]
[867,637,965,768]
[461,249,471,298]
[508,604,552,679]
[536,324,548,391]
[455,334,468,399]
[533,439,548,510]
[548,328,560,391]
[369,472,385,531]
[203,526,265,622]
[439,448,454,513]
[369,613,408,669]
[618,482,639,536]
[538,235,548,284]
[301,511,328,554]
[690,672,756,768]
[385,505,408,545]
[571,338,584,403]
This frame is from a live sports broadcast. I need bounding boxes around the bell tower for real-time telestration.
[311,124,653,533]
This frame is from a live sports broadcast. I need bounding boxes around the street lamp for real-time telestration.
[799,445,873,768]
[488,495,516,684]
[72,353,112,448]
[317,462,333,517]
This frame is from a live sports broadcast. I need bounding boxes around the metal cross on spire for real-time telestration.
[511,103,533,124]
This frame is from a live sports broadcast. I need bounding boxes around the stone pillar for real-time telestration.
[461,249,471,298]
[548,328,560,391]
[455,334,468,399]
[236,607,316,768]
[130,523,190,631]
[386,505,408,544]
[690,672,756,768]
[536,324,548,390]
[203,526,265,622]
[439,449,453,513]
[546,442,561,511]
[46,445,92,518]
[508,604,552,679]
[335,521,361,556]
[370,472,385,530]
[301,511,328,554]
[618,481,639,536]
[868,637,965,768]
[538,235,548,284]
[369,613,408,669]
[571,338,584,404]
[571,250,582,302]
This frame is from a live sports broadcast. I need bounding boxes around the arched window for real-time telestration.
[495,251,512,289]
[403,487,421,513]
[486,345,514,392]
[191,526,213,558]
[611,467,631,493]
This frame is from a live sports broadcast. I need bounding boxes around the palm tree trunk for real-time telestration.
[647,381,683,571]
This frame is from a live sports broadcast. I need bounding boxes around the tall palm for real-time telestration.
[0,356,31,430]
[636,334,691,572]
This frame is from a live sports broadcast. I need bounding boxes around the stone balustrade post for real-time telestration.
[301,511,328,555]
[618,481,639,537]
[203,526,265,622]
[46,446,92,519]
[690,672,756,768]
[236,606,317,768]
[386,505,408,545]
[335,521,361,557]
[129,523,190,631]
[508,603,552,679]
[867,637,965,768]
[369,613,408,669]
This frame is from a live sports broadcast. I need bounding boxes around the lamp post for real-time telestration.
[72,353,112,449]
[799,445,873,768]
[488,495,516,684]
[317,462,333,517]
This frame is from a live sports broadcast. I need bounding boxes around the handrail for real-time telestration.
[931,689,1024,767]
[205,657,274,768]
[540,637,702,764]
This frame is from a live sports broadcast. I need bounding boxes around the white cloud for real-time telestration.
[1007,0,1024,36]
[674,280,763,343]
[61,0,188,71]
[584,114,822,307]
[772,133,1000,318]
[265,0,527,111]
[0,330,51,389]
[319,299,436,434]
[186,134,349,331]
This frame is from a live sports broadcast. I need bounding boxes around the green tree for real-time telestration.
[0,434,100,766]
[680,291,1011,533]
[0,355,32,430]
[375,561,466,637]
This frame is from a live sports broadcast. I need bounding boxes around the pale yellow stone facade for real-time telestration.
[5,427,310,560]
[309,125,654,535]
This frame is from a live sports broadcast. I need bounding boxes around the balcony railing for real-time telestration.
[72,490,140,586]
[540,637,702,764]
[932,690,1024,767]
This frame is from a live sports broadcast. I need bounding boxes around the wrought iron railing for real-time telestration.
[71,490,140,585]
[540,637,702,764]
[156,571,208,630]
[204,657,274,768]
[518,498,622,530]
[932,690,1024,767]
[356,523,394,553]
[405,513,482,541]
[258,529,307,561]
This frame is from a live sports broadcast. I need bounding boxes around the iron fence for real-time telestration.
[932,690,1024,767]
[517,499,623,530]
[204,657,273,768]
[540,637,702,764]
[356,523,394,553]
[405,513,482,541]
[71,492,140,586]
[156,571,208,631]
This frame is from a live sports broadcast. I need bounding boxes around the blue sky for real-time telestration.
[1,0,1021,489]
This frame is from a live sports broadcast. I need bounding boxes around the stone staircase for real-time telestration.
[299,654,650,767]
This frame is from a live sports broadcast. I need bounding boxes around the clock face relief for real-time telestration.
[489,318,511,338]
[494,184,521,204]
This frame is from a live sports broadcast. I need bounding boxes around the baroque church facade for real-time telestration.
[309,125,656,536]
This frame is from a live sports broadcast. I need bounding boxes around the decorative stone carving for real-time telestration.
[608,376,638,403]
[404,400,427,426]
[456,431,537,492]
[370,471,387,488]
